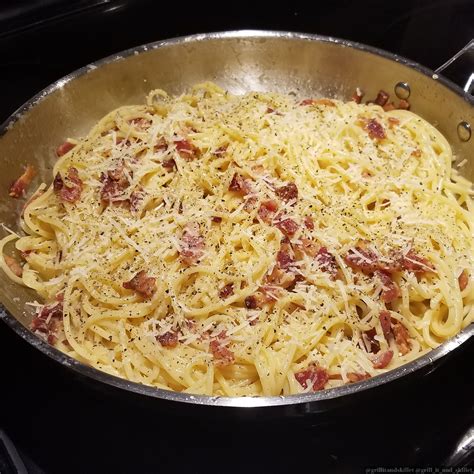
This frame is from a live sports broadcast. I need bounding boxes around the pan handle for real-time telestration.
[434,39,474,94]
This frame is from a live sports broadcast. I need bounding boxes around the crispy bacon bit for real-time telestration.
[123,270,156,298]
[371,350,393,369]
[212,216,222,223]
[30,301,63,344]
[162,158,176,171]
[347,372,371,383]
[275,182,298,203]
[219,283,234,299]
[388,117,400,128]
[363,328,380,354]
[229,173,252,196]
[9,165,36,198]
[352,88,364,104]
[411,149,422,158]
[214,145,228,156]
[300,98,335,107]
[398,99,410,110]
[345,246,379,274]
[154,137,168,152]
[56,141,76,157]
[209,332,235,367]
[258,200,279,223]
[383,102,396,112]
[316,247,339,279]
[100,164,129,204]
[129,188,145,213]
[376,270,400,303]
[392,321,411,355]
[244,295,258,309]
[299,238,319,258]
[54,167,83,203]
[275,218,299,237]
[459,270,469,291]
[4,255,22,277]
[379,310,392,341]
[157,331,179,348]
[400,249,434,274]
[174,139,197,160]
[364,118,386,140]
[303,216,314,230]
[265,265,296,290]
[374,90,390,107]
[295,365,329,390]
[277,247,295,269]
[180,222,205,265]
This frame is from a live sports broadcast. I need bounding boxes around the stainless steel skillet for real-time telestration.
[0,30,472,409]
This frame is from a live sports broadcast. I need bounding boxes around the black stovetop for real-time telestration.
[0,1,473,473]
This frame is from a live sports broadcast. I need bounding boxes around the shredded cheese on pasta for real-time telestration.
[1,82,473,396]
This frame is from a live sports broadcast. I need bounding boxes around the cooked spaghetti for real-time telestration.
[2,82,473,396]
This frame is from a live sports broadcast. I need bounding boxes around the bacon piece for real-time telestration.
[258,199,279,223]
[316,247,338,279]
[219,283,234,299]
[347,372,371,383]
[459,270,469,291]
[275,182,298,203]
[299,238,319,258]
[363,328,380,354]
[375,270,400,303]
[213,145,228,156]
[9,165,36,198]
[364,118,386,140]
[157,331,179,348]
[303,216,314,230]
[295,365,329,390]
[209,332,235,367]
[154,137,168,152]
[276,245,295,269]
[54,167,83,203]
[392,321,411,355]
[212,216,222,223]
[56,141,76,157]
[129,188,145,213]
[300,98,335,107]
[344,246,379,274]
[399,249,434,274]
[265,266,296,290]
[174,139,197,161]
[180,222,205,265]
[383,102,396,112]
[370,350,393,369]
[162,158,176,171]
[31,301,63,344]
[374,90,390,107]
[275,218,299,237]
[398,99,410,110]
[411,149,422,158]
[4,255,22,277]
[379,310,392,341]
[100,164,130,204]
[352,88,364,104]
[244,295,259,309]
[229,173,252,196]
[388,117,400,128]
[123,270,156,298]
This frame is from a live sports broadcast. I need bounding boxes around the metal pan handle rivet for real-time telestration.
[457,121,472,142]
[395,82,411,99]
